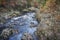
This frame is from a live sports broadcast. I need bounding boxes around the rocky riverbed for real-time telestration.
[0,11,39,40]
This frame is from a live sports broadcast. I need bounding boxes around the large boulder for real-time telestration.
[21,32,34,40]
[0,28,18,39]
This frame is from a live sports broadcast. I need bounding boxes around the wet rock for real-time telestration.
[0,28,15,39]
[21,32,34,40]
[0,26,6,34]
[28,7,39,12]
[30,22,38,27]
[0,10,21,19]
[22,9,29,14]
[0,17,6,25]
[22,9,29,12]
[9,11,21,17]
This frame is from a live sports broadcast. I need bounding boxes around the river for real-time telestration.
[3,12,38,40]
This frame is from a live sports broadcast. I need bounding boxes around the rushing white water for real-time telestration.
[5,12,38,40]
